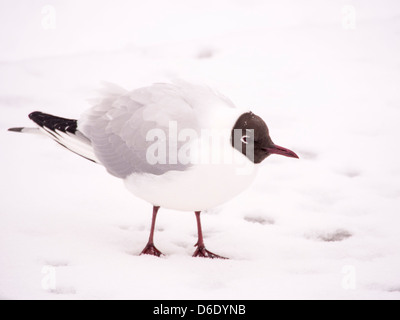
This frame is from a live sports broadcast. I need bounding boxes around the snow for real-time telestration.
[1,0,400,300]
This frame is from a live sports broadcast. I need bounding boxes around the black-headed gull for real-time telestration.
[9,81,298,258]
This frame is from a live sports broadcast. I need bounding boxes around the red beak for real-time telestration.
[264,144,299,159]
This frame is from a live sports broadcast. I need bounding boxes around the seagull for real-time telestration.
[8,81,298,259]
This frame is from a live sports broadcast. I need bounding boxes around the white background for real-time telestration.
[1,0,400,299]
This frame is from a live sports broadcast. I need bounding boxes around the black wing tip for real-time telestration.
[29,111,45,121]
[28,111,78,134]
[8,127,25,133]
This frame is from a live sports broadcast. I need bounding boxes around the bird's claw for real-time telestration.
[140,243,163,257]
[193,244,228,259]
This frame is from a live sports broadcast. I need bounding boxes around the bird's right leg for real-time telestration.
[140,206,163,257]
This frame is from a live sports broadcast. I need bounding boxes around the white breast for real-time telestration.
[124,150,259,212]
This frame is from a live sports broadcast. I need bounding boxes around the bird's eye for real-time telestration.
[241,135,249,144]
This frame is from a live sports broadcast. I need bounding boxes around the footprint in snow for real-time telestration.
[50,287,76,295]
[196,47,216,59]
[43,260,69,267]
[244,215,275,225]
[308,229,352,242]
[342,169,361,178]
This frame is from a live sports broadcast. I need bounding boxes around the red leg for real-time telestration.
[140,206,163,257]
[192,211,227,259]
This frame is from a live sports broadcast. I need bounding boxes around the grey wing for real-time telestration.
[78,83,198,178]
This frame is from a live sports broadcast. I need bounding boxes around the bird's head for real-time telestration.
[231,112,299,163]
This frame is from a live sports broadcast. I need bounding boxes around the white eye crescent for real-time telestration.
[241,135,250,144]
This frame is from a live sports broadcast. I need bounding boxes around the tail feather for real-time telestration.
[9,111,99,163]
[8,127,40,134]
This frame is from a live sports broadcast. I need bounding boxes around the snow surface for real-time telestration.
[1,0,400,300]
